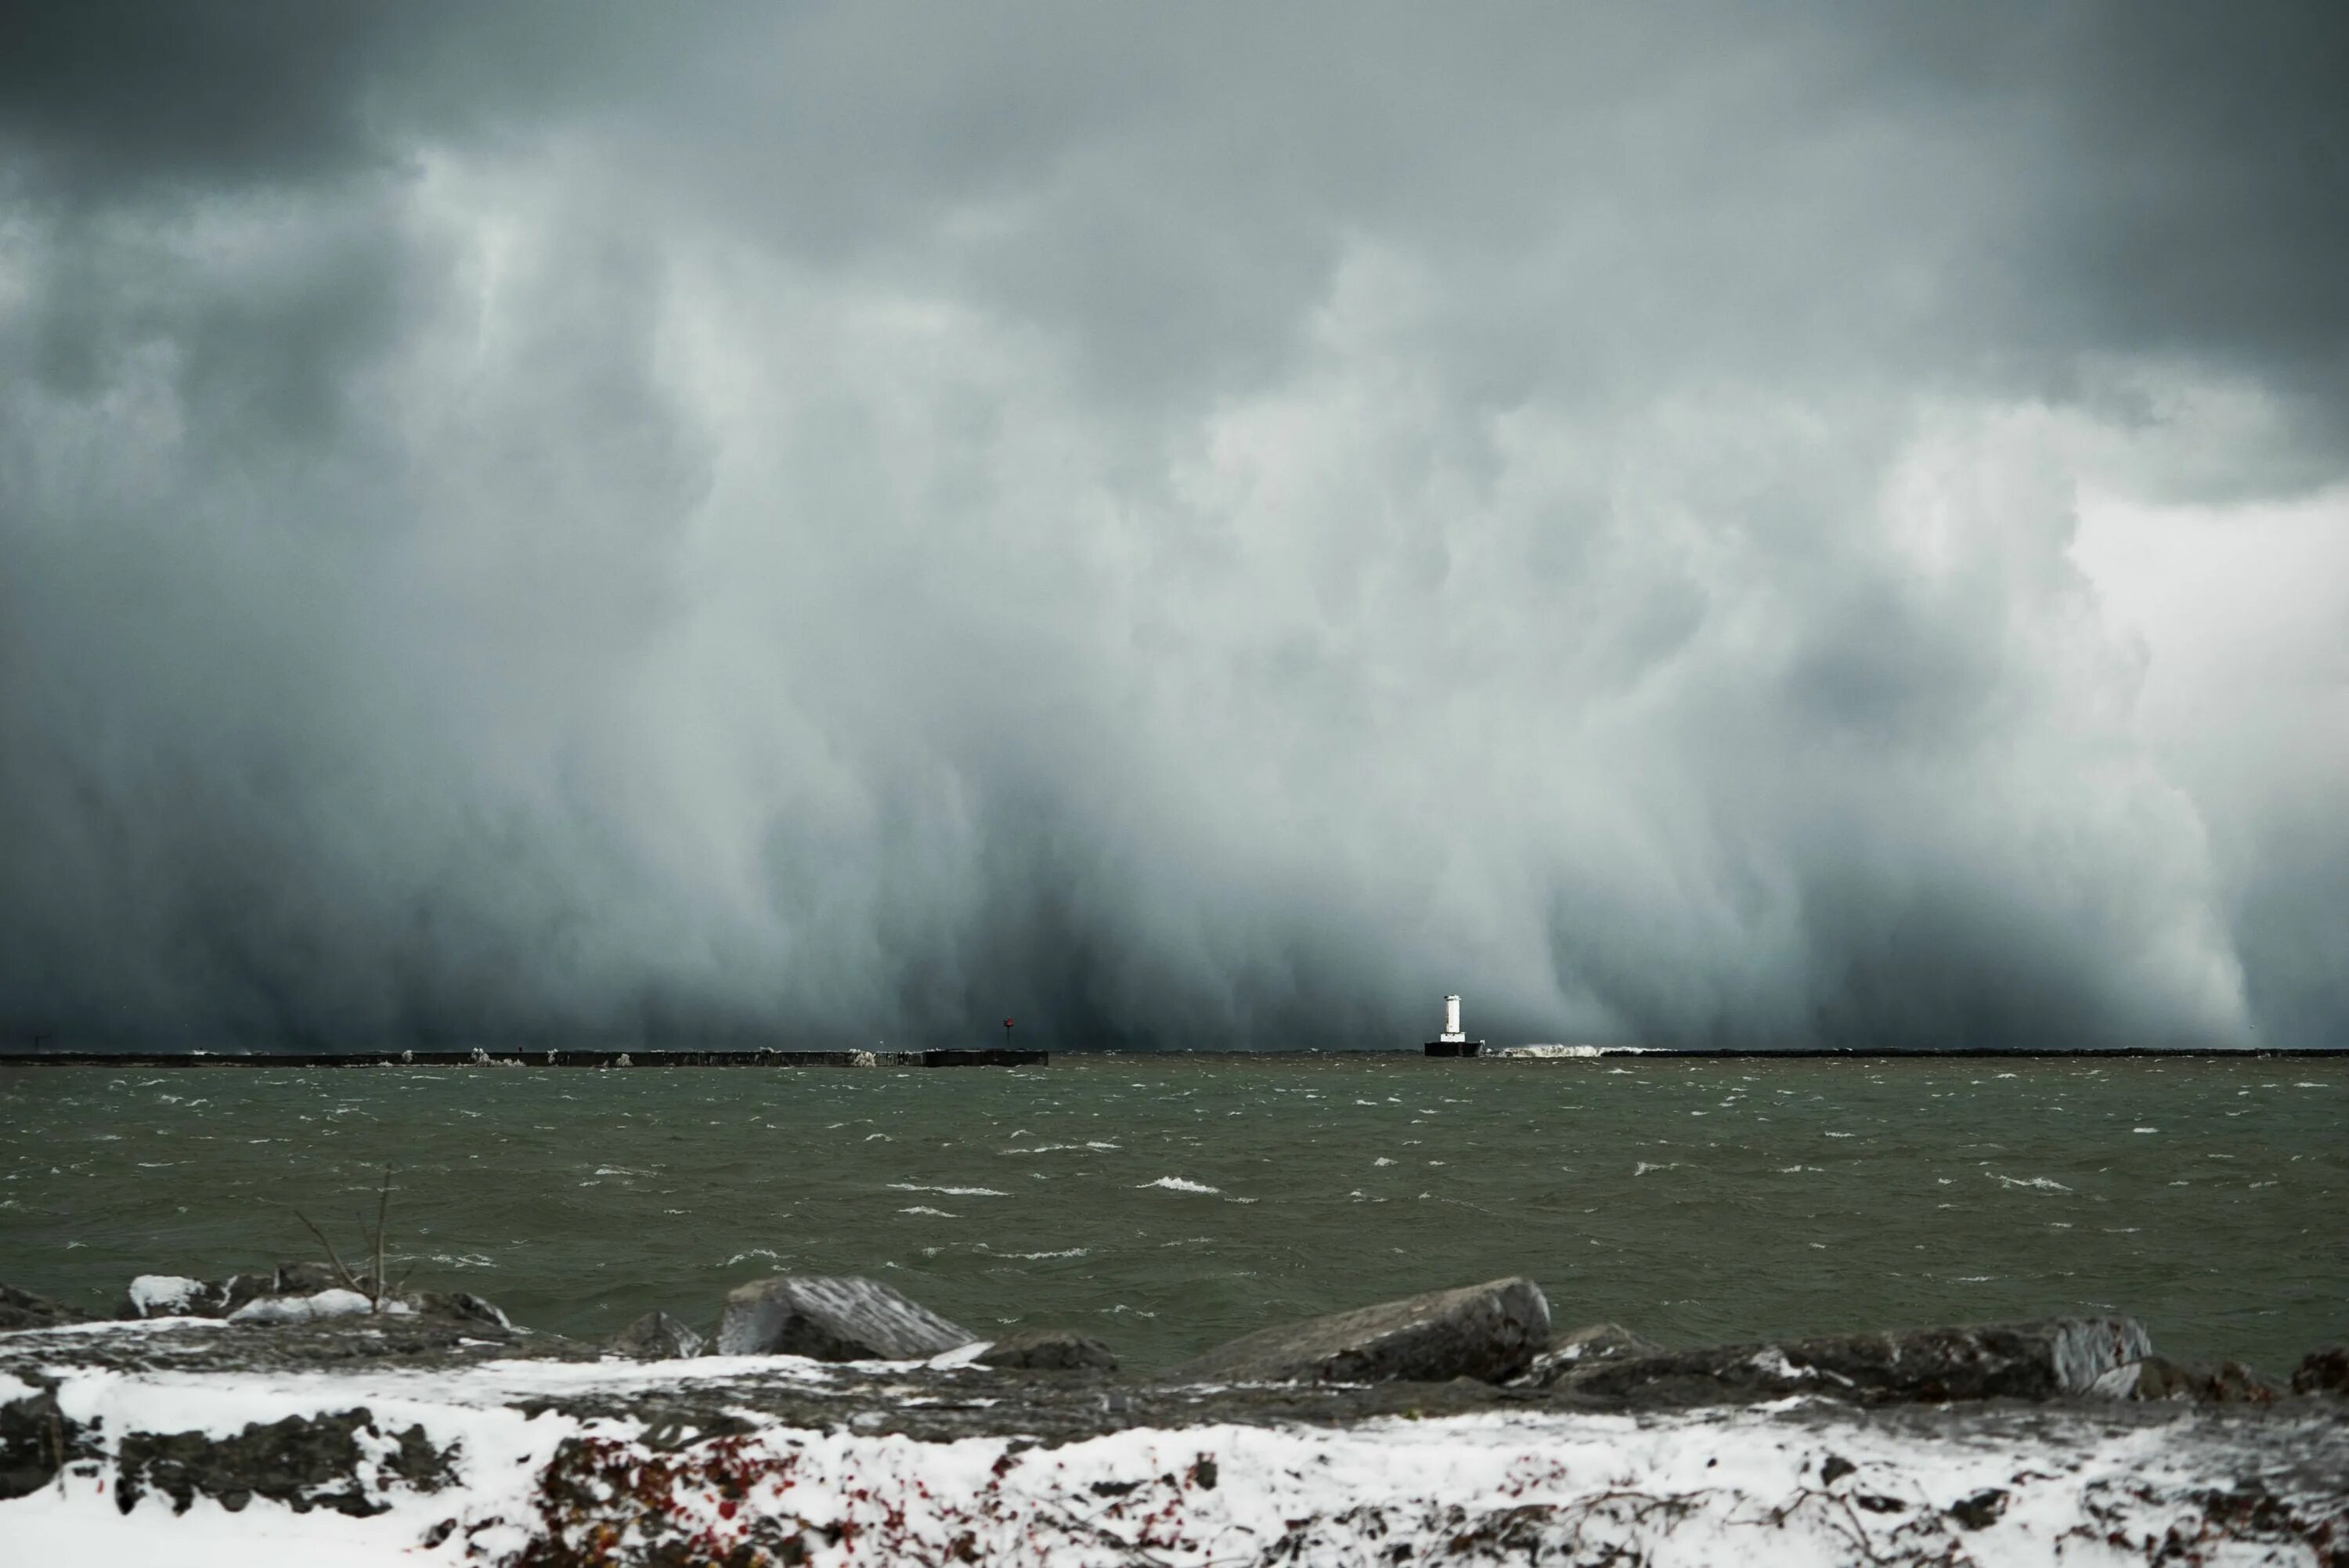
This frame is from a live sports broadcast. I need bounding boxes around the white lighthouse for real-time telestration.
[1426,994,1480,1056]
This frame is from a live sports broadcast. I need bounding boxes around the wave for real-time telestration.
[1138,1177,1220,1194]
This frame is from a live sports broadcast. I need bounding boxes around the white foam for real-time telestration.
[1139,1177,1220,1194]
[887,1184,1009,1197]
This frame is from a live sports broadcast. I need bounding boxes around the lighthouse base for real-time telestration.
[1423,1040,1484,1058]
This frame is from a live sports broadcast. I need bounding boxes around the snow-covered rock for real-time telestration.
[226,1289,394,1325]
[1167,1277,1550,1386]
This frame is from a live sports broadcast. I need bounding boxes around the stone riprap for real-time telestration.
[2091,1354,2284,1403]
[976,1328,1118,1372]
[2,1316,2346,1568]
[608,1310,705,1360]
[1520,1321,1662,1386]
[1557,1316,2152,1404]
[0,1281,88,1332]
[713,1274,976,1361]
[4,1270,2349,1565]
[1165,1277,1551,1386]
[2297,1344,2349,1396]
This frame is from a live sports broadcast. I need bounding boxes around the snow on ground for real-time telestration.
[5,1350,2344,1565]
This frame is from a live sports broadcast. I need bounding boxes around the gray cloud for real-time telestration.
[2,2,2343,1050]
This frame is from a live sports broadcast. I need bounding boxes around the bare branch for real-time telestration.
[372,1166,393,1312]
[291,1209,363,1296]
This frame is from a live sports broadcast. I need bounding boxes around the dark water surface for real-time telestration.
[2,1056,2341,1373]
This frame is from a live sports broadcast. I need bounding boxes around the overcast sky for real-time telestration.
[3,3,2344,1051]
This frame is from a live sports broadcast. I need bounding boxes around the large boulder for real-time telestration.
[407,1292,511,1329]
[1555,1317,2151,1405]
[226,1289,381,1326]
[1165,1278,1551,1386]
[1519,1322,1662,1386]
[0,1282,90,1333]
[123,1273,265,1319]
[2293,1344,2348,1396]
[977,1329,1117,1372]
[713,1277,975,1361]
[609,1312,705,1360]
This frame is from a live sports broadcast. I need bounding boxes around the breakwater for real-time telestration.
[0,1047,1046,1069]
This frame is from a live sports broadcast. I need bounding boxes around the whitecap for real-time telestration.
[1989,1173,2071,1192]
[888,1183,1009,1197]
[723,1248,784,1266]
[1633,1162,1678,1176]
[1373,1157,1396,1167]
[899,1206,956,1217]
[1139,1177,1220,1194]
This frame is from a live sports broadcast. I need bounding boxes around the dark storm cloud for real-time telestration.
[0,2,443,190]
[2,2,2343,1050]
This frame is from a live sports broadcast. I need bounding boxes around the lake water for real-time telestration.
[2,1055,2341,1374]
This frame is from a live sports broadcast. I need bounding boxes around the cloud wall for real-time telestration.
[3,3,2342,1049]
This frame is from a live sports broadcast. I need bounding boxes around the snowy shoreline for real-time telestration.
[5,1319,2347,1566]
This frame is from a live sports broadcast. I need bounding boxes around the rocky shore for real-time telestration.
[3,1267,2344,1565]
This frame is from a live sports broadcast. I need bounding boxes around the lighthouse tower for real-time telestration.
[1425,994,1481,1057]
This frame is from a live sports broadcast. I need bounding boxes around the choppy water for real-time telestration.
[2,1056,2341,1374]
